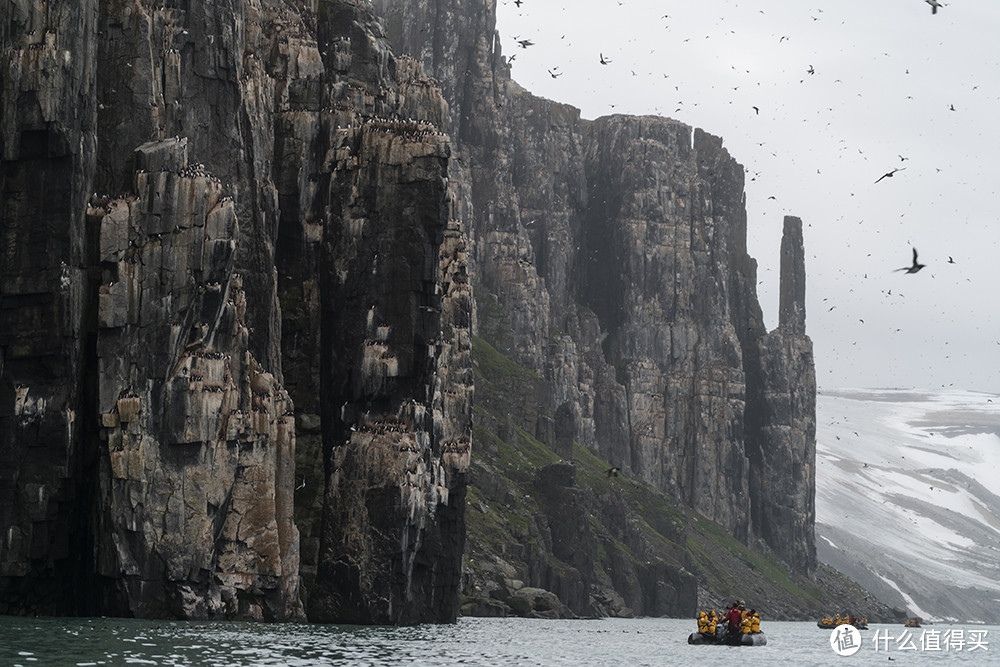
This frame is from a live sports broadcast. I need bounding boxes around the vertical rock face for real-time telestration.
[0,0,100,616]
[2,0,813,622]
[267,2,471,624]
[92,139,301,619]
[779,216,807,334]
[1,0,305,619]
[375,0,816,580]
[2,0,471,622]
[301,77,469,623]
[748,217,817,574]
[581,119,752,540]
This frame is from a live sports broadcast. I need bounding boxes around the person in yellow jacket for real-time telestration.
[707,610,718,636]
[697,611,709,633]
[750,610,761,633]
[739,611,752,634]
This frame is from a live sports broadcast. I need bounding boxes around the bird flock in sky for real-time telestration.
[503,0,949,278]
[495,0,1000,392]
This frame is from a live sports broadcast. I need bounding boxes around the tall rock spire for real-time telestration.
[747,215,817,575]
[779,216,807,334]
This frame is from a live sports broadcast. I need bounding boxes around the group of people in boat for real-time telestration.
[696,600,762,638]
[818,612,868,629]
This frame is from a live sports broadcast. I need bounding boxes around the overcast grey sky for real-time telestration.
[496,0,1000,393]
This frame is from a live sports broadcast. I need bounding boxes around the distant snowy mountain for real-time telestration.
[816,388,1000,624]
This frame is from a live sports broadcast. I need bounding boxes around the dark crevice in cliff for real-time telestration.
[579,156,626,370]
[74,193,105,617]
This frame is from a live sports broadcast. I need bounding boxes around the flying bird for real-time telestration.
[548,68,562,78]
[517,39,534,48]
[926,0,942,14]
[894,247,926,274]
[599,53,612,65]
[874,167,906,183]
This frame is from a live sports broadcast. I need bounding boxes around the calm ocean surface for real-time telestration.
[1,616,997,666]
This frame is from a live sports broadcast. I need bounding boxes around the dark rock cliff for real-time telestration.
[467,334,882,621]
[2,0,817,623]
[374,0,817,590]
[2,0,470,623]
[747,216,817,575]
[1,0,101,616]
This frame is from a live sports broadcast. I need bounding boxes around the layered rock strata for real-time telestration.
[91,139,301,619]
[1,0,100,616]
[376,0,817,584]
[1,0,471,622]
[747,216,817,574]
[2,0,815,623]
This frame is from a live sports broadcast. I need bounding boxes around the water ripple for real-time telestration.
[0,616,995,666]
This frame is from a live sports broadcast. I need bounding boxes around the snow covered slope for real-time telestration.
[816,388,1000,623]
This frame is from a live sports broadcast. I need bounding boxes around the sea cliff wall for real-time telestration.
[2,0,816,622]
[374,0,817,579]
[1,0,470,622]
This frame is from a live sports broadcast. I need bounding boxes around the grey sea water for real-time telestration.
[0,616,997,666]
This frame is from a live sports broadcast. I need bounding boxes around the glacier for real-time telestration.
[816,388,1000,623]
